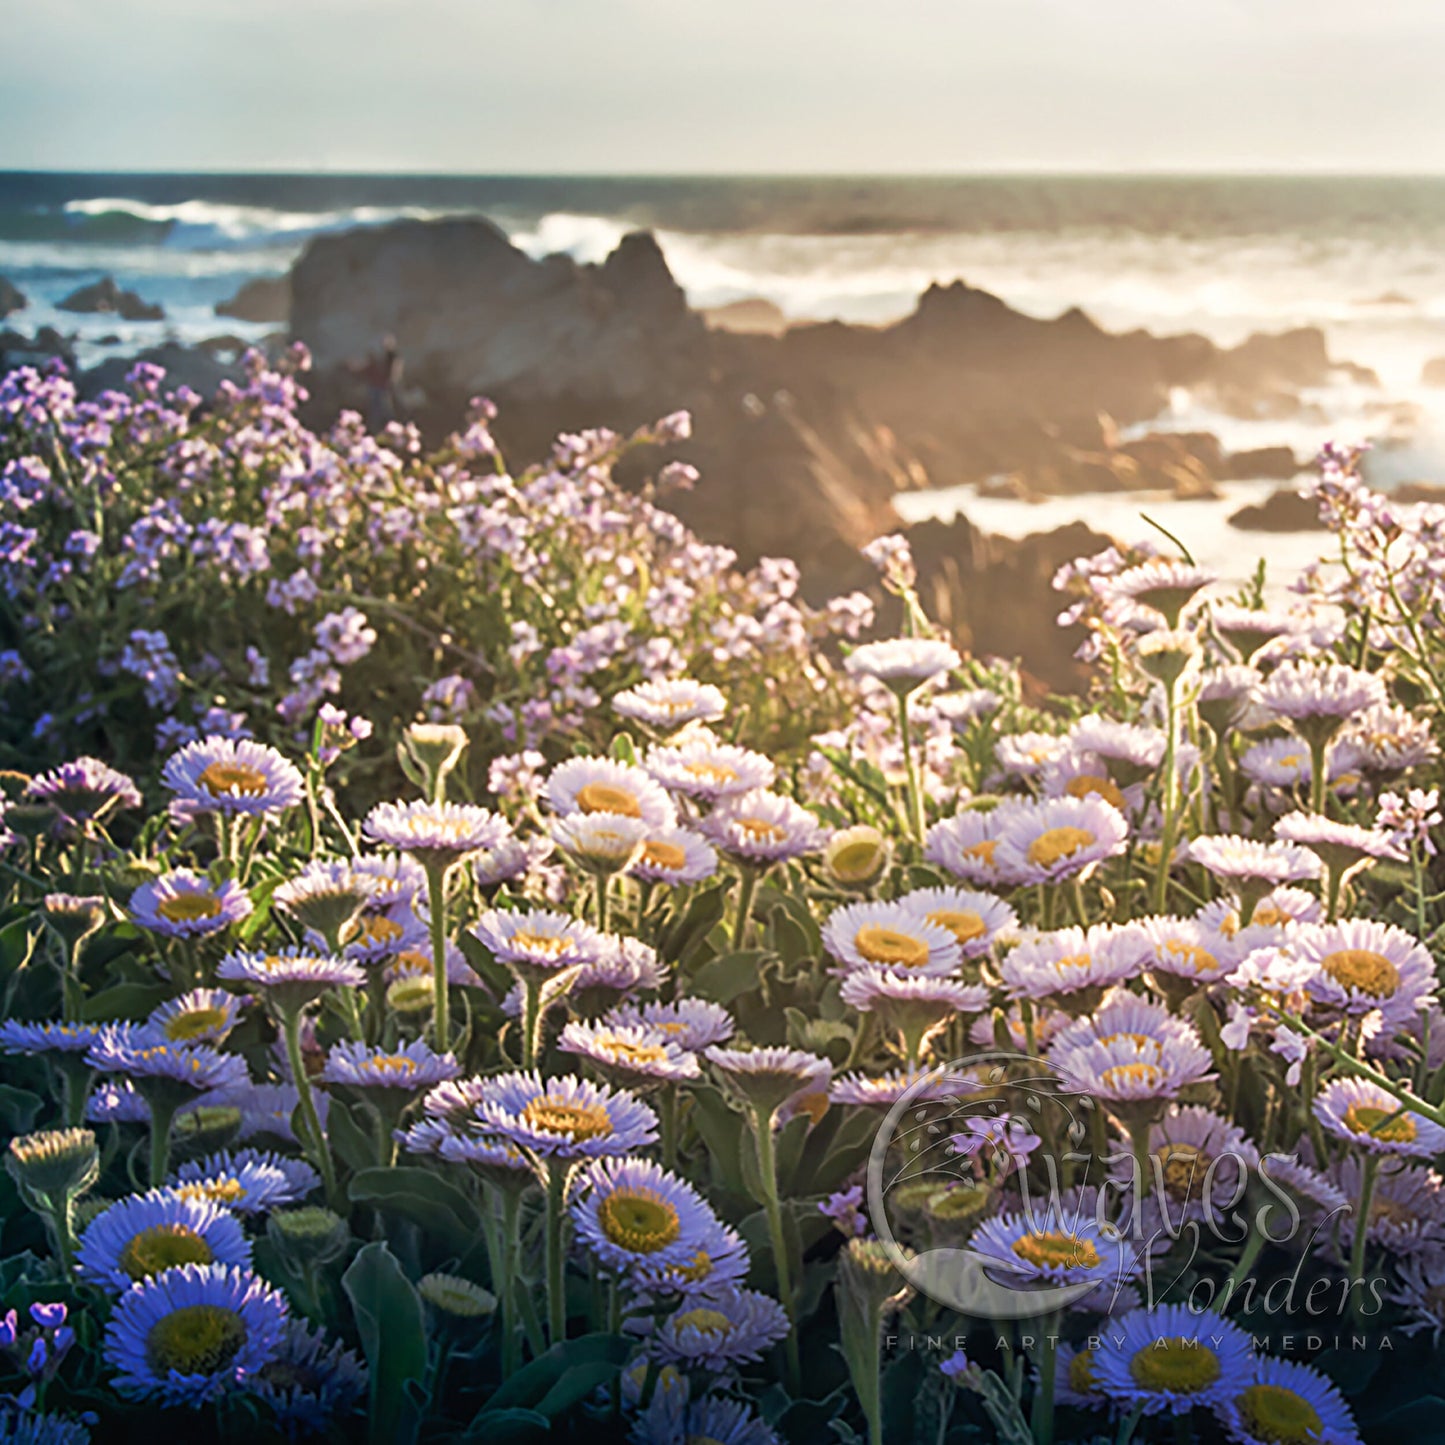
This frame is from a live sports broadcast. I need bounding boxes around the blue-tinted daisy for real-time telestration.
[705,1046,831,1118]
[570,935,666,1003]
[1000,925,1145,1006]
[472,908,603,978]
[632,1390,780,1445]
[434,1131,534,1185]
[1215,1354,1363,1445]
[171,1149,319,1215]
[545,757,677,829]
[830,1067,959,1109]
[1042,750,1138,814]
[317,1039,460,1093]
[613,678,727,731]
[1293,918,1434,1031]
[85,1078,150,1125]
[0,1406,93,1444]
[1054,1024,1213,1108]
[0,1021,101,1058]
[606,999,735,1051]
[77,1189,251,1293]
[146,989,245,1046]
[216,946,365,1013]
[896,886,1017,958]
[844,638,960,692]
[86,1030,249,1098]
[477,1072,658,1160]
[162,737,305,818]
[1055,1342,1108,1411]
[639,1216,751,1298]
[104,1262,288,1405]
[1121,1107,1258,1218]
[700,790,825,863]
[644,736,776,801]
[471,834,540,890]
[558,1021,701,1086]
[1325,1157,1445,1259]
[967,1206,1138,1291]
[247,1318,368,1438]
[822,899,962,978]
[630,826,719,885]
[993,795,1128,885]
[572,1158,717,1274]
[651,1288,791,1370]
[362,799,510,870]
[1093,1303,1253,1417]
[26,756,141,825]
[129,870,252,939]
[1314,1078,1445,1158]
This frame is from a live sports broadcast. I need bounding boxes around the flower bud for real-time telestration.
[7,1128,99,1206]
[268,1205,350,1268]
[825,825,891,890]
[402,723,469,802]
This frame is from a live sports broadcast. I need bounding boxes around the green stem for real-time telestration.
[660,1084,679,1173]
[753,1105,801,1395]
[1347,1153,1379,1319]
[732,867,759,950]
[500,1189,522,1374]
[424,862,452,1050]
[521,977,542,1070]
[1115,1403,1146,1445]
[596,874,610,934]
[897,689,925,843]
[1031,1316,1059,1445]
[148,1097,180,1189]
[1307,735,1329,819]
[1153,680,1179,912]
[545,1164,568,1346]
[283,1008,338,1206]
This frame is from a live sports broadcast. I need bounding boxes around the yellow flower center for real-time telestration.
[735,816,787,843]
[674,1249,716,1284]
[642,840,689,871]
[1234,1383,1322,1444]
[1098,1032,1161,1055]
[1370,1194,1417,1227]
[146,1304,246,1377]
[1055,952,1094,972]
[1279,753,1305,769]
[684,761,739,785]
[1011,1230,1100,1271]
[511,931,569,957]
[360,915,405,945]
[1253,902,1291,928]
[597,1188,682,1254]
[673,1307,733,1340]
[855,925,930,969]
[1101,1062,1164,1094]
[1343,1103,1417,1144]
[1159,939,1218,975]
[1157,1143,1208,1203]
[1068,1349,1097,1394]
[522,1097,613,1142]
[163,1007,230,1042]
[1321,949,1400,998]
[926,908,986,944]
[197,762,268,798]
[575,783,641,818]
[963,839,998,865]
[178,1177,248,1206]
[1065,774,1126,810]
[366,1054,420,1077]
[1027,826,1096,868]
[1129,1338,1221,1394]
[157,892,222,923]
[596,1035,670,1067]
[118,1224,214,1282]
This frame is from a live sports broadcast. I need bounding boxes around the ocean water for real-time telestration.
[3,172,1445,579]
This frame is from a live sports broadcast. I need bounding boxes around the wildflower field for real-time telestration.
[0,352,1444,1444]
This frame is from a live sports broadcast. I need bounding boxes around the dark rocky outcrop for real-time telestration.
[80,343,242,400]
[0,326,73,368]
[703,297,789,335]
[1228,488,1323,532]
[215,276,289,324]
[57,276,164,321]
[1221,446,1301,481]
[0,277,26,320]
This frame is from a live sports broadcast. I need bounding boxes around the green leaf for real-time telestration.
[0,1086,42,1134]
[689,949,767,1004]
[478,1333,632,1417]
[347,1166,482,1258]
[341,1242,429,1445]
[81,981,172,1021]
[326,1098,377,1175]
[462,1408,550,1443]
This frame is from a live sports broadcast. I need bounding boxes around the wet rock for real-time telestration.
[1228,488,1323,532]
[1221,446,1300,481]
[56,275,165,321]
[0,326,73,367]
[0,276,26,320]
[215,276,289,324]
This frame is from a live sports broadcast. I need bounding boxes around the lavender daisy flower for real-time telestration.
[931,689,1002,730]
[217,947,365,1014]
[844,638,960,692]
[317,1039,460,1093]
[705,1046,831,1118]
[1314,1078,1445,1158]
[1129,916,1233,990]
[822,899,963,978]
[1188,835,1322,890]
[86,1030,249,1097]
[557,1021,701,1087]
[246,1318,368,1438]
[146,989,245,1046]
[25,757,140,825]
[923,805,1017,886]
[362,799,510,871]
[651,1287,790,1370]
[471,908,603,979]
[572,1157,717,1274]
[1325,1157,1445,1259]
[549,811,648,876]
[0,1021,101,1057]
[644,737,776,801]
[839,969,988,1063]
[606,999,735,1051]
[994,733,1069,780]
[896,885,1017,957]
[1093,1303,1253,1417]
[129,870,252,939]
[967,1206,1139,1289]
[700,789,826,863]
[471,834,540,890]
[1293,918,1434,1031]
[993,795,1129,885]
[103,1263,288,1406]
[77,1189,252,1293]
[171,1148,318,1215]
[1000,925,1145,1009]
[1259,661,1387,734]
[1215,1355,1363,1445]
[613,678,727,731]
[545,757,677,829]
[162,737,305,817]
[630,826,719,886]
[829,1067,960,1109]
[638,1215,751,1298]
[477,1071,658,1160]
[1273,813,1406,878]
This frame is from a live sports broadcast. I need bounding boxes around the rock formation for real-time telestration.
[215,276,291,324]
[0,277,26,321]
[57,276,164,322]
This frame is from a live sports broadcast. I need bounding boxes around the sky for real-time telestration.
[3,0,1444,174]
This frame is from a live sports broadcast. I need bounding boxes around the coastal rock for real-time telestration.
[1228,488,1323,532]
[704,297,789,335]
[1392,481,1445,505]
[1221,446,1300,481]
[215,276,289,324]
[56,275,165,322]
[1422,357,1445,388]
[0,277,26,320]
[0,327,73,367]
[80,343,242,400]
